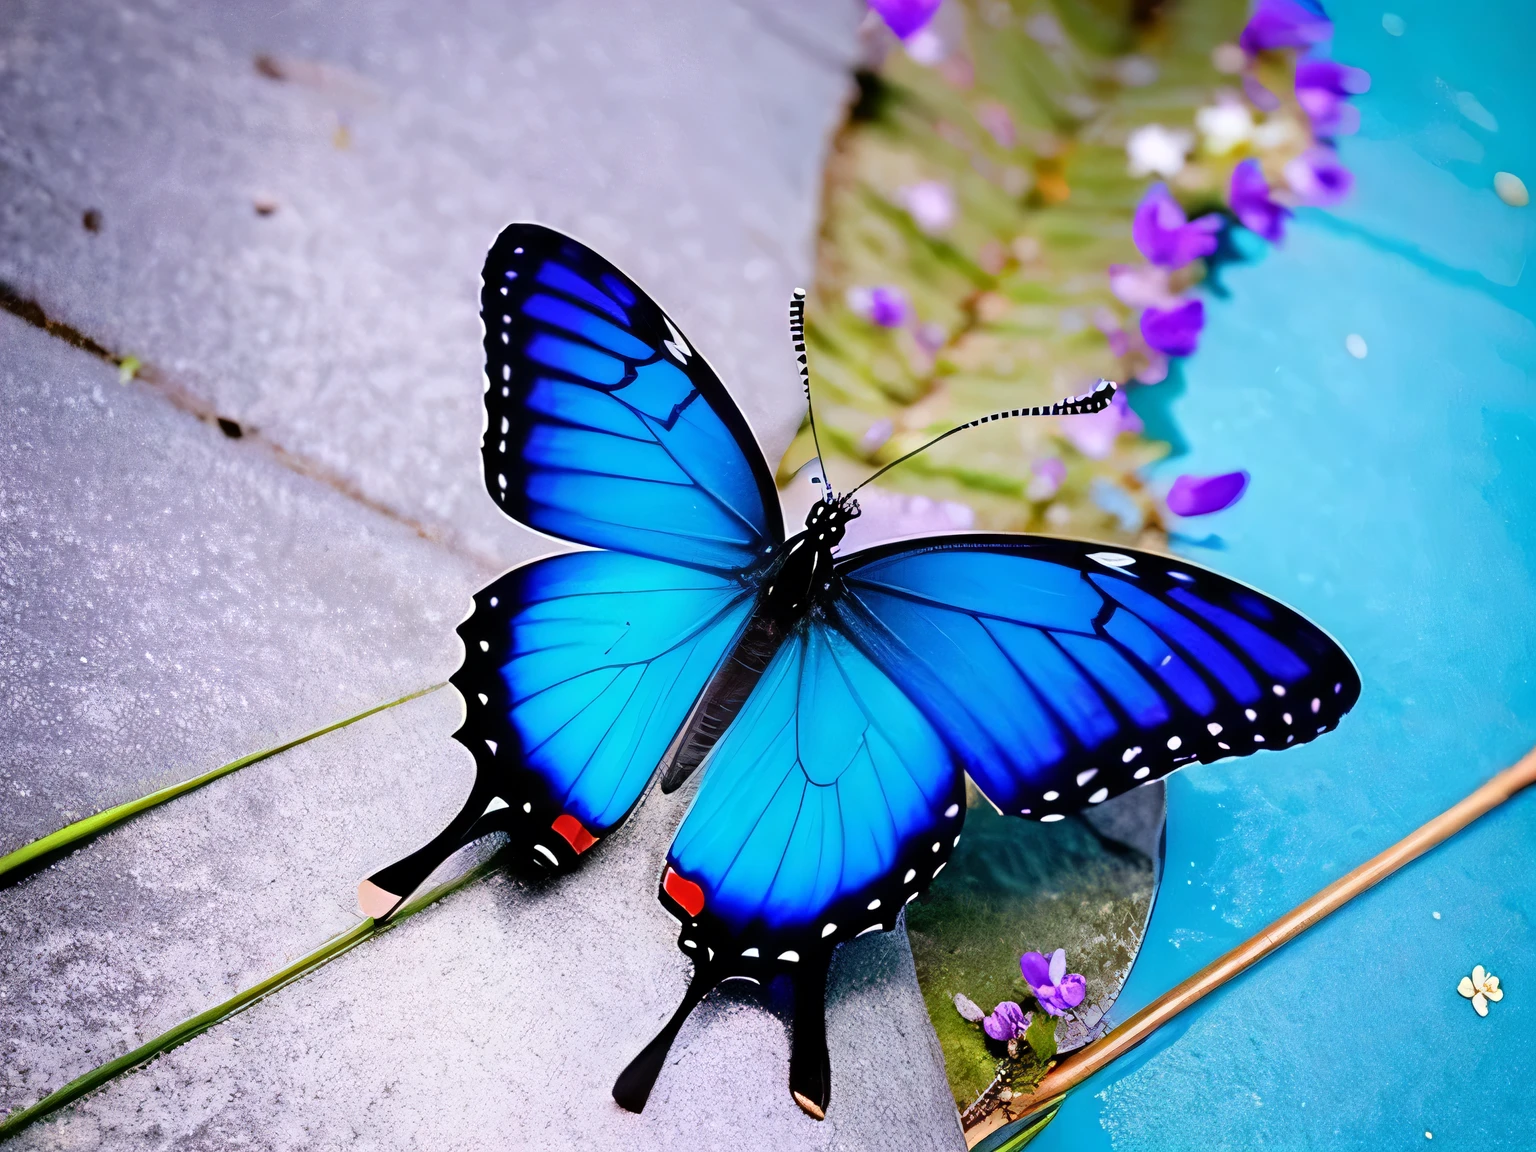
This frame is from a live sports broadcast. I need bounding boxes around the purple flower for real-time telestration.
[1133,184,1222,269]
[868,0,943,40]
[1021,949,1087,1017]
[1140,299,1205,357]
[1295,59,1371,136]
[869,286,909,327]
[1063,388,1143,458]
[1167,470,1250,516]
[1027,456,1066,500]
[846,284,910,328]
[1238,0,1332,55]
[983,999,1032,1041]
[1284,146,1354,206]
[1229,159,1290,242]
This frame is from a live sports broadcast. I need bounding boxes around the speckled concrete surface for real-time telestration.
[0,2,968,1147]
[0,0,857,565]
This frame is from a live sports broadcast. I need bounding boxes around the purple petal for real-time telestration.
[1239,0,1332,55]
[983,1000,1027,1041]
[1295,59,1372,97]
[1036,989,1070,1017]
[1058,972,1088,1009]
[868,0,943,40]
[868,285,910,327]
[1132,184,1220,268]
[1284,146,1354,206]
[1140,299,1204,357]
[1109,263,1177,309]
[1048,948,1067,985]
[1242,74,1282,112]
[1166,470,1250,516]
[1229,159,1290,242]
[1296,87,1361,136]
[1020,950,1052,986]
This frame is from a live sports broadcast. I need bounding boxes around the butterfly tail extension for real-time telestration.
[357,768,508,920]
[612,957,720,1113]
[788,951,834,1120]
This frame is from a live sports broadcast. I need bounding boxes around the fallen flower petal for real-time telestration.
[1284,146,1354,205]
[954,992,985,1023]
[1167,470,1250,516]
[1133,183,1223,268]
[1295,58,1372,97]
[1239,0,1332,55]
[1140,299,1205,357]
[868,0,943,40]
[1229,159,1291,242]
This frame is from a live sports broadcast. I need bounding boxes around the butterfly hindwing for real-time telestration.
[831,536,1361,818]
[616,619,964,1117]
[481,223,784,569]
[361,551,756,916]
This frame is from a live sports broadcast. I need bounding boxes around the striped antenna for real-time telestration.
[847,379,1119,498]
[789,288,832,496]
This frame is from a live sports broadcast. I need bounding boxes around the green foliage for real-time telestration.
[1024,1009,1059,1064]
[782,0,1255,542]
[907,791,1153,1111]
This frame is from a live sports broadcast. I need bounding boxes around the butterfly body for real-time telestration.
[359,222,1361,1121]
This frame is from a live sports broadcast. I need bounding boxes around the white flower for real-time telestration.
[904,27,946,65]
[901,180,957,233]
[1458,965,1504,1017]
[1126,124,1194,178]
[1196,102,1254,156]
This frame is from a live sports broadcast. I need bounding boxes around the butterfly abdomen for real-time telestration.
[658,610,784,793]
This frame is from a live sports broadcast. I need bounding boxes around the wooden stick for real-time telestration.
[1009,744,1536,1124]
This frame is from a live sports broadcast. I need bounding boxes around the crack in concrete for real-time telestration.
[0,278,501,572]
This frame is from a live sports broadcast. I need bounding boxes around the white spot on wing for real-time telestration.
[1076,768,1098,787]
[1043,790,1060,801]
[1088,551,1136,569]
[821,923,838,938]
[1088,787,1109,803]
[1041,814,1065,823]
[1133,766,1151,780]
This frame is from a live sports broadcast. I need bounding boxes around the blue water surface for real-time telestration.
[1033,1,1536,1147]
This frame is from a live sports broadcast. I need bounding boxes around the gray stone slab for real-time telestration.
[6,766,962,1151]
[0,684,477,1120]
[0,312,489,854]
[0,0,860,565]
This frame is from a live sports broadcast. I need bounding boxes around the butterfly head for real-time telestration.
[804,492,861,549]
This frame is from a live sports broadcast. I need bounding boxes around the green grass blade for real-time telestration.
[970,1101,1063,1151]
[0,848,499,1141]
[0,684,445,883]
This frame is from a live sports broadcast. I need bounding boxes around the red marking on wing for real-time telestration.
[551,813,597,854]
[662,867,705,917]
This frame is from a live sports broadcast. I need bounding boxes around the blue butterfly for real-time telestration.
[358,224,1360,1120]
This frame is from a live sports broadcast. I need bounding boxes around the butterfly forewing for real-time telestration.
[831,536,1361,819]
[479,223,783,569]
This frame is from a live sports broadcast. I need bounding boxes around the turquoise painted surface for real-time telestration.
[1031,1,1536,1148]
